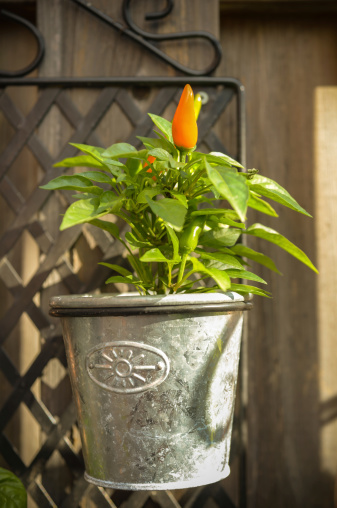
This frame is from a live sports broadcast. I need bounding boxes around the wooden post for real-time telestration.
[314,86,337,477]
[218,8,337,507]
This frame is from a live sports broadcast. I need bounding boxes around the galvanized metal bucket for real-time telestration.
[49,292,252,490]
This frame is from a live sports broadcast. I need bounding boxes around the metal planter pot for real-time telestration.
[49,292,252,490]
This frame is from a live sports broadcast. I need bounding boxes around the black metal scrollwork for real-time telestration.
[0,9,45,77]
[71,0,222,76]
[143,0,174,21]
[0,1,222,77]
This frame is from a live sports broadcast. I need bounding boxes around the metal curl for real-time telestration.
[123,0,222,76]
[71,0,222,76]
[144,0,173,21]
[0,9,45,78]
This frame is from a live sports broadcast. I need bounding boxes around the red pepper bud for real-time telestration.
[143,155,157,180]
[172,84,198,150]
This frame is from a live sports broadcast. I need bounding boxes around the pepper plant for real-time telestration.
[41,85,317,296]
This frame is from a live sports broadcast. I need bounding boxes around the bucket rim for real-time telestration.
[50,291,252,308]
[49,292,252,317]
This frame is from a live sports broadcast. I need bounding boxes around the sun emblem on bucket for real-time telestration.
[86,341,170,394]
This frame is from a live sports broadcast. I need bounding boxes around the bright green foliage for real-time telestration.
[41,113,317,296]
[0,468,27,508]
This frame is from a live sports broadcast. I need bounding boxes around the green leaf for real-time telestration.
[248,175,312,217]
[169,191,188,208]
[151,160,168,172]
[89,219,120,239]
[60,198,107,230]
[117,174,128,183]
[101,161,126,177]
[165,225,181,261]
[199,226,241,248]
[0,467,27,508]
[98,191,124,212]
[126,253,149,284]
[147,148,172,161]
[137,135,177,156]
[125,157,142,178]
[140,248,171,263]
[148,113,173,143]
[190,258,231,292]
[104,159,126,167]
[192,151,243,169]
[191,208,234,216]
[101,148,148,164]
[230,243,281,274]
[196,249,244,269]
[205,161,249,221]
[229,283,272,298]
[248,191,278,217]
[225,269,267,284]
[244,223,318,273]
[40,174,101,193]
[137,187,161,204]
[106,149,148,161]
[101,143,137,158]
[54,155,105,169]
[76,171,113,184]
[125,231,152,248]
[99,263,133,277]
[214,216,245,229]
[105,275,144,286]
[209,151,244,169]
[69,143,105,163]
[146,197,187,231]
[72,192,101,200]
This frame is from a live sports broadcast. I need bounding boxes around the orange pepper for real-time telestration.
[172,84,198,150]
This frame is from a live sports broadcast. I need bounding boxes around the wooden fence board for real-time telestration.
[219,9,337,508]
[314,87,337,480]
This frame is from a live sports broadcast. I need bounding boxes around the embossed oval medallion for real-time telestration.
[86,341,170,394]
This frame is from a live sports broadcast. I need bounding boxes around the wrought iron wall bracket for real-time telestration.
[71,0,222,76]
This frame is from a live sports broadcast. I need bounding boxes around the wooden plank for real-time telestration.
[218,10,337,508]
[314,87,337,476]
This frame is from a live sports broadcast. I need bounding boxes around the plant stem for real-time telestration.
[168,264,172,287]
[179,269,195,287]
[174,253,188,291]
